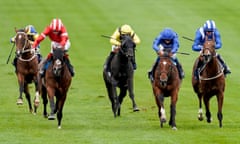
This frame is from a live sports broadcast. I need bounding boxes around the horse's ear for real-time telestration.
[14,27,18,33]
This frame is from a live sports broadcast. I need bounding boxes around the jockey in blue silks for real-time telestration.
[192,20,231,79]
[148,28,185,81]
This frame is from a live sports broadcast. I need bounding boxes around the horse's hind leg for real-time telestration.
[128,81,139,112]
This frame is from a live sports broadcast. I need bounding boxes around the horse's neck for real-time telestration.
[117,53,129,64]
[205,57,220,73]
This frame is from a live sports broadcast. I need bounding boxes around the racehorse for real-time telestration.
[103,35,139,117]
[151,52,181,130]
[39,48,72,129]
[14,31,40,113]
[192,36,225,127]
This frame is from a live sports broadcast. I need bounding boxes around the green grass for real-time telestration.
[0,0,240,143]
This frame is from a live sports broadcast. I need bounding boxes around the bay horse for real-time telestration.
[151,52,181,130]
[103,35,139,117]
[39,48,72,129]
[14,31,40,113]
[192,36,225,127]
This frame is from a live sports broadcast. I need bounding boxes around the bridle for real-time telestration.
[199,42,224,81]
[15,32,36,62]
[157,57,174,87]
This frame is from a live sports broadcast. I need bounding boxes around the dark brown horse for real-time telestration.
[39,48,72,129]
[14,32,40,113]
[192,36,225,127]
[151,52,181,130]
[103,35,139,117]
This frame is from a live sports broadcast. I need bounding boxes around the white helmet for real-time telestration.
[50,18,63,32]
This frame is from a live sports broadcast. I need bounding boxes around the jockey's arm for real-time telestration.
[192,31,203,52]
[110,29,121,46]
[214,30,222,49]
[133,33,141,45]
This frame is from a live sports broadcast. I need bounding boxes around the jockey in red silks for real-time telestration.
[32,18,74,77]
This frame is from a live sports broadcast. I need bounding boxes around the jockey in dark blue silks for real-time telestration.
[148,28,185,82]
[192,20,231,79]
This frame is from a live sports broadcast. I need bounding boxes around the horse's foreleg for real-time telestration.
[56,94,66,129]
[33,78,40,108]
[127,80,139,112]
[23,84,33,113]
[47,89,56,120]
[169,93,178,130]
[41,86,48,118]
[17,77,24,105]
[156,93,166,127]
[111,86,119,117]
[117,87,127,116]
[198,94,204,121]
[217,93,224,128]
[203,96,211,123]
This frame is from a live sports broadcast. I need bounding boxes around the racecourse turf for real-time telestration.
[0,0,240,143]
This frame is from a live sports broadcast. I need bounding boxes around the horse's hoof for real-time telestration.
[48,115,55,120]
[198,113,204,121]
[172,126,178,130]
[207,118,212,123]
[161,117,167,123]
[58,126,62,129]
[133,107,140,112]
[16,99,23,105]
[34,101,40,107]
[160,122,163,128]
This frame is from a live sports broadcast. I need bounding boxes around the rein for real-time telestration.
[199,55,224,81]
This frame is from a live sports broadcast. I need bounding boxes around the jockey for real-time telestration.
[10,25,42,71]
[104,24,141,76]
[192,20,231,78]
[148,28,185,81]
[32,18,74,77]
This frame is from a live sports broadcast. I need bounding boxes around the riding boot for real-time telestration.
[174,58,185,79]
[148,57,159,82]
[64,57,75,77]
[217,54,231,75]
[105,52,115,77]
[131,56,137,70]
[37,53,42,63]
[12,57,17,72]
[194,59,203,80]
[40,53,52,78]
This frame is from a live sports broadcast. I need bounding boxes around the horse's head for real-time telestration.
[52,48,65,77]
[119,35,136,58]
[156,56,174,88]
[201,37,216,64]
[15,32,32,56]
